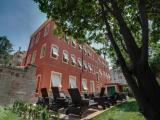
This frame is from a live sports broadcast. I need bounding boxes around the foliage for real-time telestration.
[33,0,160,66]
[0,106,21,120]
[0,36,13,65]
[4,100,59,120]
[92,99,145,120]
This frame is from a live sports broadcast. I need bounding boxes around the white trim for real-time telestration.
[62,50,69,64]
[69,75,77,88]
[50,71,62,88]
[40,43,46,59]
[50,44,59,59]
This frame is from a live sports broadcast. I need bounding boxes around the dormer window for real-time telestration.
[44,24,50,36]
[77,59,82,68]
[63,50,69,63]
[71,54,76,66]
[51,45,59,59]
[83,61,88,70]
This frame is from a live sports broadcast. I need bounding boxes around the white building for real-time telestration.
[110,68,127,85]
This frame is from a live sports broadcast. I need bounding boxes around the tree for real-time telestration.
[34,0,160,119]
[0,36,13,65]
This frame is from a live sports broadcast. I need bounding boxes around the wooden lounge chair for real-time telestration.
[37,88,49,107]
[93,87,109,109]
[66,88,98,117]
[51,87,68,111]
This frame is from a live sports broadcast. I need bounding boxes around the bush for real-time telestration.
[6,100,59,120]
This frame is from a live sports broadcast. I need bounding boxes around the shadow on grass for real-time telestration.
[116,100,139,112]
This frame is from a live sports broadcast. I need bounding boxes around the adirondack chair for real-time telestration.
[66,88,98,117]
[51,87,68,111]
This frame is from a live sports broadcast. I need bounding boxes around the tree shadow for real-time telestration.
[115,100,139,112]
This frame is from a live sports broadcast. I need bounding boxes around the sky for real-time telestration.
[0,0,47,52]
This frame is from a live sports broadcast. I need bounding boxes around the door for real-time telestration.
[107,86,116,96]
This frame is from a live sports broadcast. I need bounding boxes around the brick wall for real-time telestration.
[0,64,36,105]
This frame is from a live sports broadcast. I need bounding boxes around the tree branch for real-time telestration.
[108,0,140,64]
[99,0,139,92]
[138,0,149,63]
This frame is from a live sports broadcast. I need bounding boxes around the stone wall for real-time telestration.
[0,64,36,105]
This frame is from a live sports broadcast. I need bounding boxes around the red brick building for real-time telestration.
[24,19,112,95]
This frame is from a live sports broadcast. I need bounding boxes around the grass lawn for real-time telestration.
[0,106,21,120]
[92,99,145,120]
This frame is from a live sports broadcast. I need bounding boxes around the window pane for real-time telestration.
[52,73,61,87]
[69,77,77,88]
[82,80,88,90]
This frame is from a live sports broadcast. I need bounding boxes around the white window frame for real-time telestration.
[77,58,82,68]
[78,45,82,51]
[82,79,88,91]
[90,81,95,92]
[69,76,77,88]
[51,71,62,88]
[71,38,76,48]
[62,50,69,63]
[31,50,37,64]
[40,44,46,59]
[83,61,88,70]
[88,63,92,72]
[71,54,76,66]
[50,44,59,59]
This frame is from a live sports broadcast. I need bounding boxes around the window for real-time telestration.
[69,76,77,88]
[51,72,62,87]
[78,58,82,68]
[40,44,46,58]
[26,54,31,65]
[96,72,99,81]
[90,81,95,92]
[82,79,88,91]
[44,24,50,36]
[71,54,76,66]
[71,38,76,48]
[88,64,92,72]
[83,46,87,54]
[78,45,82,51]
[31,51,36,64]
[36,75,41,93]
[83,61,88,70]
[63,50,69,63]
[51,45,59,59]
[35,32,40,43]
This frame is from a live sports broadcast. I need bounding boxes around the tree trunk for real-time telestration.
[122,63,160,120]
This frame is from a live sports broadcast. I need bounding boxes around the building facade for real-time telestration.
[24,19,111,94]
[106,68,128,95]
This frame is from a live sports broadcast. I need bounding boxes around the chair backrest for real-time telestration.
[100,87,105,97]
[68,88,81,106]
[41,88,48,98]
[51,87,60,99]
